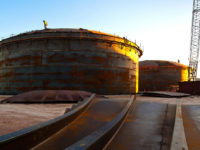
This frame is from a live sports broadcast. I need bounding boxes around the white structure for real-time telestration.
[189,0,200,80]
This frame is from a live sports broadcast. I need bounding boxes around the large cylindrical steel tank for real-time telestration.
[139,60,188,91]
[0,28,142,95]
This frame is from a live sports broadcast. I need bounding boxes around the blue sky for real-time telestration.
[0,0,194,74]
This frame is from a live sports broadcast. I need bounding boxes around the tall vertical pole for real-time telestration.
[189,0,200,81]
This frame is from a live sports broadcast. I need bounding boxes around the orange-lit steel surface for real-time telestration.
[0,29,142,95]
[139,60,188,91]
[33,96,129,150]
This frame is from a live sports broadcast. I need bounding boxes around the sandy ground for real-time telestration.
[105,94,200,105]
[0,103,73,136]
[137,95,200,105]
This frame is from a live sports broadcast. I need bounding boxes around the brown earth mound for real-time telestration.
[1,90,92,103]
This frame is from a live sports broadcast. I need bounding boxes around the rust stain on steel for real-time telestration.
[0,28,142,95]
[139,60,189,92]
[4,55,42,67]
[178,107,182,118]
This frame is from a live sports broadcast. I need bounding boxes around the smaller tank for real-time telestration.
[139,60,189,91]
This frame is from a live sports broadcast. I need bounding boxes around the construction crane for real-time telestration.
[189,0,200,81]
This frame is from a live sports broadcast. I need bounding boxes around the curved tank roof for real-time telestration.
[140,60,188,69]
[5,28,118,37]
[0,28,143,57]
[13,28,117,37]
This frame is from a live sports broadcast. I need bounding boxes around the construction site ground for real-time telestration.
[0,93,200,149]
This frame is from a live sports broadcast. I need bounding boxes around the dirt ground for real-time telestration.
[137,95,200,105]
[0,102,73,136]
[105,94,200,105]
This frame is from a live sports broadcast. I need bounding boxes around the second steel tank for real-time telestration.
[139,60,188,91]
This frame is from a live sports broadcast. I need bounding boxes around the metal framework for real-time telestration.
[189,0,200,81]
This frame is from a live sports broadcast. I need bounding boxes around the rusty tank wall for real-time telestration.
[0,28,142,95]
[139,60,188,91]
[179,81,200,95]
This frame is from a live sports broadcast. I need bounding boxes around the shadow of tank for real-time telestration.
[0,28,142,95]
[139,60,188,91]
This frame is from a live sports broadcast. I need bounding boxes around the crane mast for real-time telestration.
[189,0,200,81]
